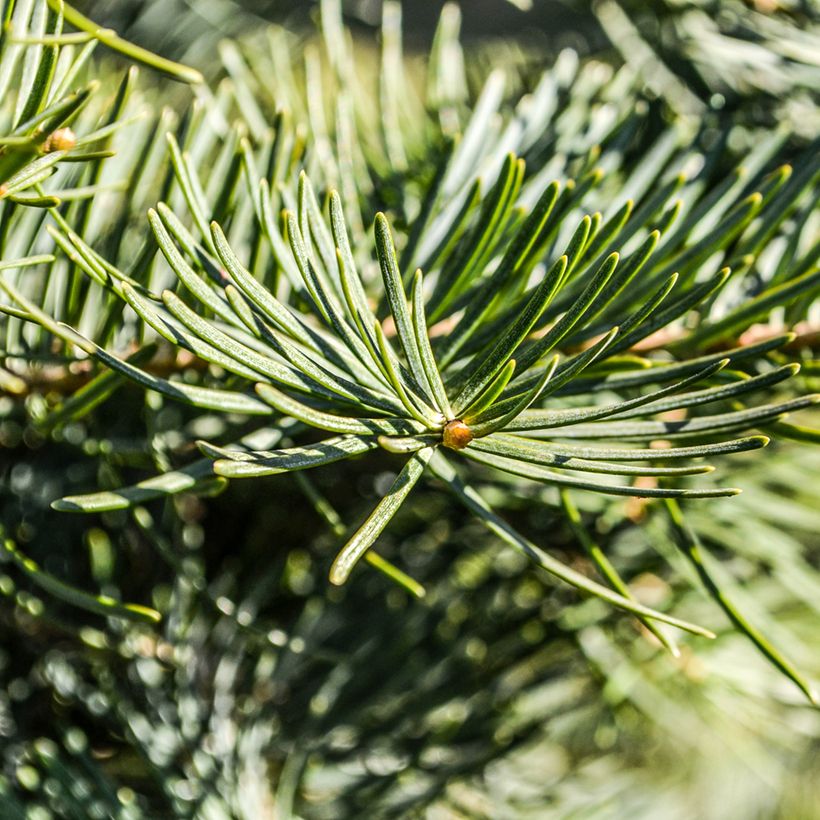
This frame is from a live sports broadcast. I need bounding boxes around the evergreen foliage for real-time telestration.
[1,0,818,816]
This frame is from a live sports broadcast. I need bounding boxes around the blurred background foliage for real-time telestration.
[1,0,819,818]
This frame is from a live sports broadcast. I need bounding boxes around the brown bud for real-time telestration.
[442,419,473,450]
[42,127,76,153]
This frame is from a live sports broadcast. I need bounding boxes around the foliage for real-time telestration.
[1,0,819,817]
